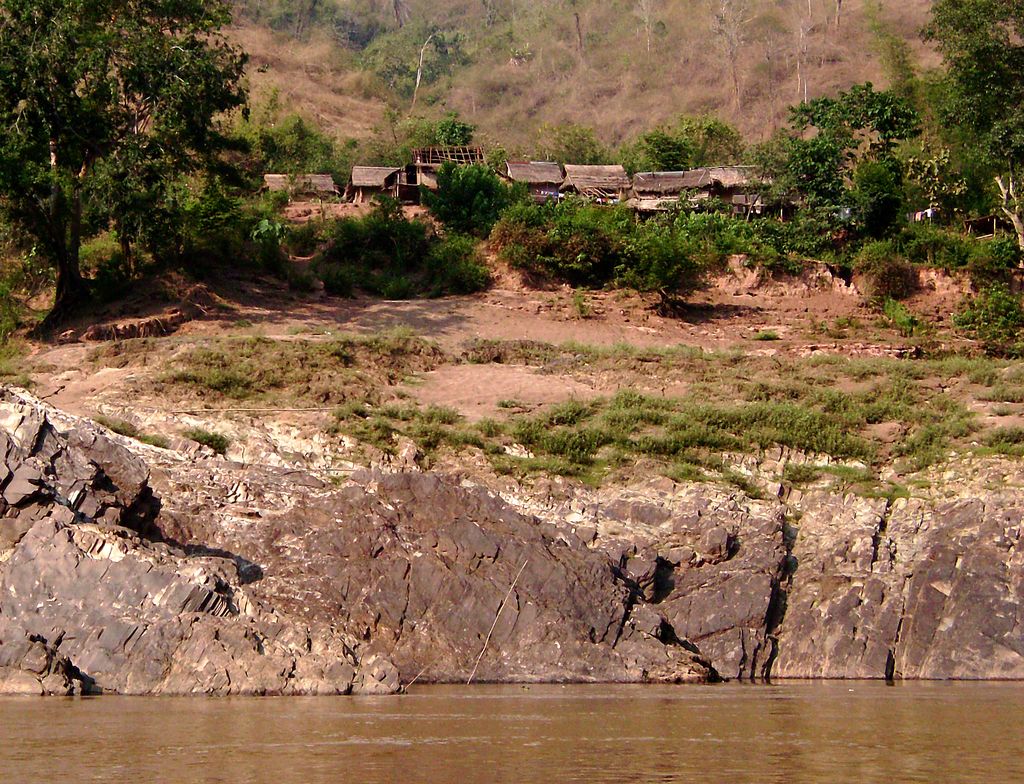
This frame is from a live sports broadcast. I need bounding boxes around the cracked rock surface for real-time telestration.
[0,390,713,694]
[1,388,1022,694]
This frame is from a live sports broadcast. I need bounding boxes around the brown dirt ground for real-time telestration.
[21,259,978,424]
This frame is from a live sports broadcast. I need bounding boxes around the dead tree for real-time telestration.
[393,0,410,27]
[711,0,750,110]
[635,0,657,54]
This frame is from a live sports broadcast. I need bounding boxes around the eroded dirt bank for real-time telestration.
[1,387,1021,695]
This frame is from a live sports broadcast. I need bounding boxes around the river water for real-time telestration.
[1,682,1021,783]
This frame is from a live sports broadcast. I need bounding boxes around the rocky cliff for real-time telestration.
[0,388,1021,695]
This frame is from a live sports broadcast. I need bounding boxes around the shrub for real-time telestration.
[882,299,922,338]
[0,281,19,341]
[615,219,704,302]
[314,197,486,298]
[966,236,1021,288]
[851,160,905,239]
[898,223,971,268]
[953,285,1024,356]
[421,163,525,237]
[492,200,704,297]
[855,241,917,301]
[183,427,230,455]
[424,235,490,296]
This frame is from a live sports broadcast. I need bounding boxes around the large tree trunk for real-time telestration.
[41,160,88,329]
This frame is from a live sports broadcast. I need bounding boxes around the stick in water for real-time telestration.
[467,560,529,686]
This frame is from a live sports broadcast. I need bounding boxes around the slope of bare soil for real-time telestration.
[14,259,1023,505]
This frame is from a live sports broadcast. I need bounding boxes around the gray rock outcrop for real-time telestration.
[2,388,1022,693]
[0,390,713,694]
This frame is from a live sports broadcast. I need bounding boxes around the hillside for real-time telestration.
[232,0,938,149]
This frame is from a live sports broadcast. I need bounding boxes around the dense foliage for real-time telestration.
[953,284,1024,356]
[0,0,246,318]
[421,164,526,237]
[491,200,713,300]
[314,198,489,299]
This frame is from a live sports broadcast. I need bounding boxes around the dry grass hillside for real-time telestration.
[231,0,937,148]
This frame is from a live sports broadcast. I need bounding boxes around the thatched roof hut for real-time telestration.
[263,174,339,197]
[348,166,404,203]
[351,166,403,188]
[503,161,564,185]
[561,164,630,201]
[501,161,564,202]
[409,146,487,190]
[704,166,758,190]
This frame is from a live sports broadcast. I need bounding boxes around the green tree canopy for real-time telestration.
[421,163,525,237]
[756,83,920,209]
[927,0,1024,248]
[0,0,246,320]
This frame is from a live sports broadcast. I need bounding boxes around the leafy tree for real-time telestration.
[790,82,921,161]
[362,24,467,100]
[535,123,610,165]
[421,164,525,236]
[240,113,351,182]
[676,115,746,166]
[434,113,475,146]
[0,0,246,321]
[851,160,905,238]
[927,0,1024,249]
[756,83,919,211]
[904,148,968,217]
[621,115,745,173]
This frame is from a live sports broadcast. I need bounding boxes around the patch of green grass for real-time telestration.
[882,298,923,338]
[571,289,592,319]
[95,415,143,439]
[982,426,1024,457]
[183,427,230,455]
[164,331,441,405]
[979,383,1024,404]
[138,433,171,449]
[752,330,780,341]
[783,462,824,485]
[0,336,33,382]
[95,415,170,449]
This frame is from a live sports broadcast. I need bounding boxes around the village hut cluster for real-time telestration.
[263,147,776,218]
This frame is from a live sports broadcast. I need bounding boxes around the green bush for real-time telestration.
[851,160,905,239]
[421,163,525,237]
[897,223,971,268]
[855,241,917,301]
[953,285,1024,357]
[882,298,922,337]
[966,236,1021,288]
[492,200,708,297]
[315,198,489,298]
[0,281,20,341]
[425,234,491,296]
[492,200,628,286]
[183,427,231,455]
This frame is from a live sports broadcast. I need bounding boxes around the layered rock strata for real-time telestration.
[1,388,1022,694]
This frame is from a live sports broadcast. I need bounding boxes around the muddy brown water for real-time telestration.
[1,683,1021,783]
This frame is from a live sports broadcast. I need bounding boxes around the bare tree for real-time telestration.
[393,0,410,28]
[293,0,321,38]
[711,0,751,110]
[635,0,658,54]
[411,32,437,110]
[482,0,499,27]
[750,9,787,126]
